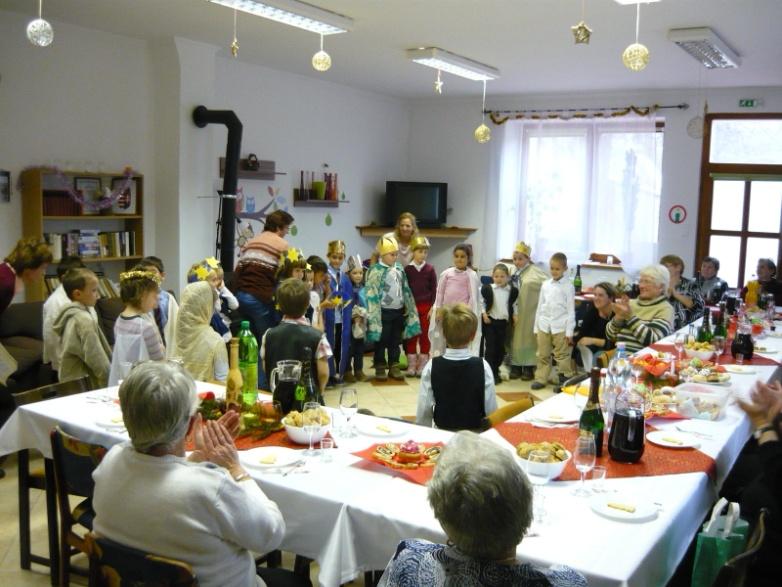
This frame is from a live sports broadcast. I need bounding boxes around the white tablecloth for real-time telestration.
[1,327,780,586]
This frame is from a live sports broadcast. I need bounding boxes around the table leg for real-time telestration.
[44,459,59,586]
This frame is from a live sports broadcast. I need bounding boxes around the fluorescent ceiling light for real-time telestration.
[406,47,500,81]
[207,0,353,35]
[613,1,660,5]
[667,27,740,69]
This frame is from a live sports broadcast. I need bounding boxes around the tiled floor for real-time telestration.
[0,363,553,586]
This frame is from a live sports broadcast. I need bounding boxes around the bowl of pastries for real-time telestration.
[515,441,571,480]
[684,342,715,361]
[282,408,331,444]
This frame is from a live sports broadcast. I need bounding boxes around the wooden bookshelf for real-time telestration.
[20,167,145,301]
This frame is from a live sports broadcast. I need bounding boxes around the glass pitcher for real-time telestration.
[608,384,645,463]
[270,360,301,415]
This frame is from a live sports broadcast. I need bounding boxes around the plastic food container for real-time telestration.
[674,383,731,421]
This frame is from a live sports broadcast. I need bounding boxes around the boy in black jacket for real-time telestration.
[480,263,518,385]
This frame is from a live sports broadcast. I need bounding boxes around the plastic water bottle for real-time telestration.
[238,321,259,408]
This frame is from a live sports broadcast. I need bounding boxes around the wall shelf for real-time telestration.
[356,225,477,238]
[294,199,339,208]
[219,157,286,181]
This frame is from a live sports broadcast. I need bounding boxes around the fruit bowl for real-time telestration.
[283,423,328,445]
[684,347,715,361]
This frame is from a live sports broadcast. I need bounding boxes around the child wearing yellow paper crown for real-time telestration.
[365,236,421,381]
[323,240,354,385]
[187,257,239,342]
[108,268,165,386]
[509,241,547,380]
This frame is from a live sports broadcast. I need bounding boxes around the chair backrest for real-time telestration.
[50,427,107,499]
[712,508,769,587]
[481,397,535,431]
[85,532,198,587]
[13,377,90,407]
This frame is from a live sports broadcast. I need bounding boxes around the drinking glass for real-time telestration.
[521,449,555,528]
[712,336,725,366]
[339,388,358,437]
[591,466,607,493]
[673,333,685,362]
[572,435,596,497]
[302,402,322,457]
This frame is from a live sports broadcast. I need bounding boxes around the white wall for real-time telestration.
[0,10,155,268]
[210,57,410,269]
[407,87,782,275]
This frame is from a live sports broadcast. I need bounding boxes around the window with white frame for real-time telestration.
[491,118,663,273]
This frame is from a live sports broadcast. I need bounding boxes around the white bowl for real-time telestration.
[283,422,329,445]
[517,450,571,481]
[684,347,715,361]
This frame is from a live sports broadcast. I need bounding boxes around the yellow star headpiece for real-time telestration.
[205,257,220,269]
[195,266,210,281]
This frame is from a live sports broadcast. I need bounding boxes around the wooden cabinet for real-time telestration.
[20,167,145,301]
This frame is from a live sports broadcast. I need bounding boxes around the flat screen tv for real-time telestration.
[385,181,447,228]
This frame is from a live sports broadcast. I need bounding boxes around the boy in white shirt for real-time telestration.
[531,252,575,391]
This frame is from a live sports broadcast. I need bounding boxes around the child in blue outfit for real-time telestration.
[323,240,353,385]
[345,254,368,383]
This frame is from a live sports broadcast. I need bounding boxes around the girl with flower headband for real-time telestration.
[187,257,239,343]
[108,269,165,386]
[428,244,482,358]
[135,256,179,356]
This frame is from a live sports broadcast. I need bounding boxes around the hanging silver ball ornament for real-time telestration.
[474,123,491,144]
[622,43,649,71]
[27,18,54,47]
[312,50,332,72]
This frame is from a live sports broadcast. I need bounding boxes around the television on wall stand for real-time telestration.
[385,181,447,228]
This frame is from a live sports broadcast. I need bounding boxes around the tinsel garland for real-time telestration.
[18,166,137,211]
[489,105,657,125]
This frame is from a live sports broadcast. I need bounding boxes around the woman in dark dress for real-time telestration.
[573,282,615,370]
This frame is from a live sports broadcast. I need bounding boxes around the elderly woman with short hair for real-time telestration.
[92,362,300,587]
[606,264,675,353]
[660,254,705,329]
[379,431,586,586]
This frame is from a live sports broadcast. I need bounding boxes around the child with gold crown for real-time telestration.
[509,241,547,380]
[323,240,353,385]
[365,236,421,381]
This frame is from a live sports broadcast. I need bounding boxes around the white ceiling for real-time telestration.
[4,0,782,98]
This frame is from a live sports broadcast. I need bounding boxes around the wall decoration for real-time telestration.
[74,177,102,215]
[0,170,9,203]
[110,176,137,214]
[668,205,687,224]
[325,213,333,226]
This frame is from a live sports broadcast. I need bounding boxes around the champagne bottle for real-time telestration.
[238,321,259,409]
[697,310,713,343]
[713,304,727,339]
[226,337,243,410]
[293,347,319,412]
[574,264,582,294]
[579,367,605,457]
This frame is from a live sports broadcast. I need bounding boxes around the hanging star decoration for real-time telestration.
[231,38,239,58]
[434,70,443,94]
[571,20,592,44]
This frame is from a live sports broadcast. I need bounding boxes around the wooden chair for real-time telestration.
[712,508,769,587]
[480,396,535,430]
[13,377,90,585]
[50,426,108,587]
[84,532,198,587]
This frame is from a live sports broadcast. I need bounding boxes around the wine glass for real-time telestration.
[302,402,322,457]
[339,388,358,437]
[712,336,725,366]
[673,333,685,361]
[572,435,596,497]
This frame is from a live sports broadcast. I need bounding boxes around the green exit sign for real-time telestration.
[739,99,759,108]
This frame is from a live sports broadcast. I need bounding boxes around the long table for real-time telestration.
[1,331,780,586]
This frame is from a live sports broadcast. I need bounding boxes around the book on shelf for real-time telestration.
[42,273,119,299]
[45,230,137,261]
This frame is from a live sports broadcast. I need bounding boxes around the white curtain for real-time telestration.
[483,116,662,274]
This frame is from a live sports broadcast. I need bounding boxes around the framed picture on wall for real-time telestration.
[74,177,102,215]
[110,177,137,214]
[0,170,9,203]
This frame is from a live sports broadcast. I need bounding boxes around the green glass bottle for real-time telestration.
[697,310,713,343]
[237,320,258,409]
[579,367,605,457]
[713,304,728,339]
[574,264,583,294]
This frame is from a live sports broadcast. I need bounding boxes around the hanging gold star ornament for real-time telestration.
[571,21,592,44]
[473,80,491,144]
[312,34,332,72]
[571,0,591,44]
[434,69,443,94]
[230,9,239,58]
[622,3,649,71]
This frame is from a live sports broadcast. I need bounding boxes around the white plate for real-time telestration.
[240,446,301,469]
[535,411,580,424]
[95,414,125,429]
[355,417,407,438]
[754,348,778,355]
[646,430,700,449]
[723,365,757,374]
[590,495,659,523]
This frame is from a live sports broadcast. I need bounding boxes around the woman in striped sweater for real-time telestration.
[606,264,674,353]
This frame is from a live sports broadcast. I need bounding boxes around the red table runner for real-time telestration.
[650,343,780,366]
[187,429,335,452]
[351,442,444,486]
[496,422,716,482]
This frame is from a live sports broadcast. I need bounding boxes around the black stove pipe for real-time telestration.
[192,105,243,271]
